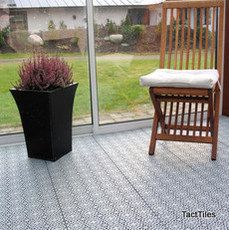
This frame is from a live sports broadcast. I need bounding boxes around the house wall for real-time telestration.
[0,9,10,29]
[26,6,161,33]
[26,7,128,33]
[149,4,162,26]
[27,7,86,33]
[93,7,127,26]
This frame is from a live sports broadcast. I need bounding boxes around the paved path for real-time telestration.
[0,104,153,134]
[0,53,160,64]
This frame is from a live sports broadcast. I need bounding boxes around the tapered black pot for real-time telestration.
[10,83,78,161]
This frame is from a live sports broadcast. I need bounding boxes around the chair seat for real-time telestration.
[140,69,219,89]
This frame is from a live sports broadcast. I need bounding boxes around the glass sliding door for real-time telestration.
[0,1,91,135]
[0,0,164,136]
[94,2,162,124]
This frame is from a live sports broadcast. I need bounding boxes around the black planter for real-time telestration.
[10,83,78,161]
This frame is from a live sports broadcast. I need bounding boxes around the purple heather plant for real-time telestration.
[15,54,73,91]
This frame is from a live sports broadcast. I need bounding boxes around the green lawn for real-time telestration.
[0,55,159,128]
[0,52,83,59]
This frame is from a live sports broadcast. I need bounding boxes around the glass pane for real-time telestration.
[94,2,161,124]
[0,2,91,135]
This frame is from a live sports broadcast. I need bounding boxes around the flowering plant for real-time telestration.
[15,54,73,91]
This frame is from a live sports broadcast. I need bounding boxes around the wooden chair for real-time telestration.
[147,0,224,160]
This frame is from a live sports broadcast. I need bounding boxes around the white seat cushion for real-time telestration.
[140,69,219,89]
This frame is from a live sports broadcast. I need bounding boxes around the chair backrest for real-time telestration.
[155,0,224,81]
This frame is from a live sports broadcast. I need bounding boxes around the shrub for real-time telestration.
[70,37,79,46]
[48,20,56,30]
[121,24,145,43]
[0,26,10,47]
[105,19,117,35]
[0,32,4,47]
[59,20,67,30]
[120,16,145,43]
[15,54,73,91]
[121,16,132,27]
[131,25,145,38]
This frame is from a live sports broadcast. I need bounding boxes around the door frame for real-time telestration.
[223,0,229,116]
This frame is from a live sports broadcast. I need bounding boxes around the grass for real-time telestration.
[0,54,159,128]
[0,52,83,59]
[0,52,160,60]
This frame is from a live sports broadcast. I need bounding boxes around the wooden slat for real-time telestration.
[223,2,229,116]
[166,124,209,132]
[217,3,225,82]
[159,7,168,68]
[186,8,191,69]
[149,89,167,133]
[210,7,216,68]
[187,102,192,136]
[168,102,173,134]
[204,8,209,69]
[200,102,205,136]
[168,9,174,69]
[208,89,214,136]
[157,96,209,103]
[156,134,213,144]
[180,8,185,69]
[163,101,168,117]
[149,112,159,155]
[198,8,203,69]
[152,87,209,96]
[206,104,210,137]
[174,102,180,134]
[192,8,197,69]
[162,1,224,9]
[180,102,185,135]
[162,101,168,133]
[193,102,198,136]
[174,8,180,69]
[211,88,221,159]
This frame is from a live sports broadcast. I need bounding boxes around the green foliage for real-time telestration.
[132,25,145,38]
[105,19,117,35]
[120,16,145,43]
[0,54,159,127]
[59,20,67,30]
[155,21,162,34]
[162,18,213,49]
[0,33,4,47]
[70,37,79,46]
[0,26,10,47]
[104,17,144,42]
[121,15,132,27]
[48,20,56,30]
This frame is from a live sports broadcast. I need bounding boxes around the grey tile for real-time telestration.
[0,116,228,230]
[0,145,66,230]
[95,122,229,230]
[47,136,167,230]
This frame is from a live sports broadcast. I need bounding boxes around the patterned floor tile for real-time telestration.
[0,145,66,230]
[47,136,167,230]
[0,116,228,230]
[95,117,229,230]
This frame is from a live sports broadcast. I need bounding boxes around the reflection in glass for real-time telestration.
[94,1,162,124]
[0,1,91,134]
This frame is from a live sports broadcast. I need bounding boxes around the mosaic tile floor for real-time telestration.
[0,116,229,230]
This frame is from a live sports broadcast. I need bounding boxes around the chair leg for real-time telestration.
[211,91,220,161]
[211,129,218,161]
[149,113,159,155]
